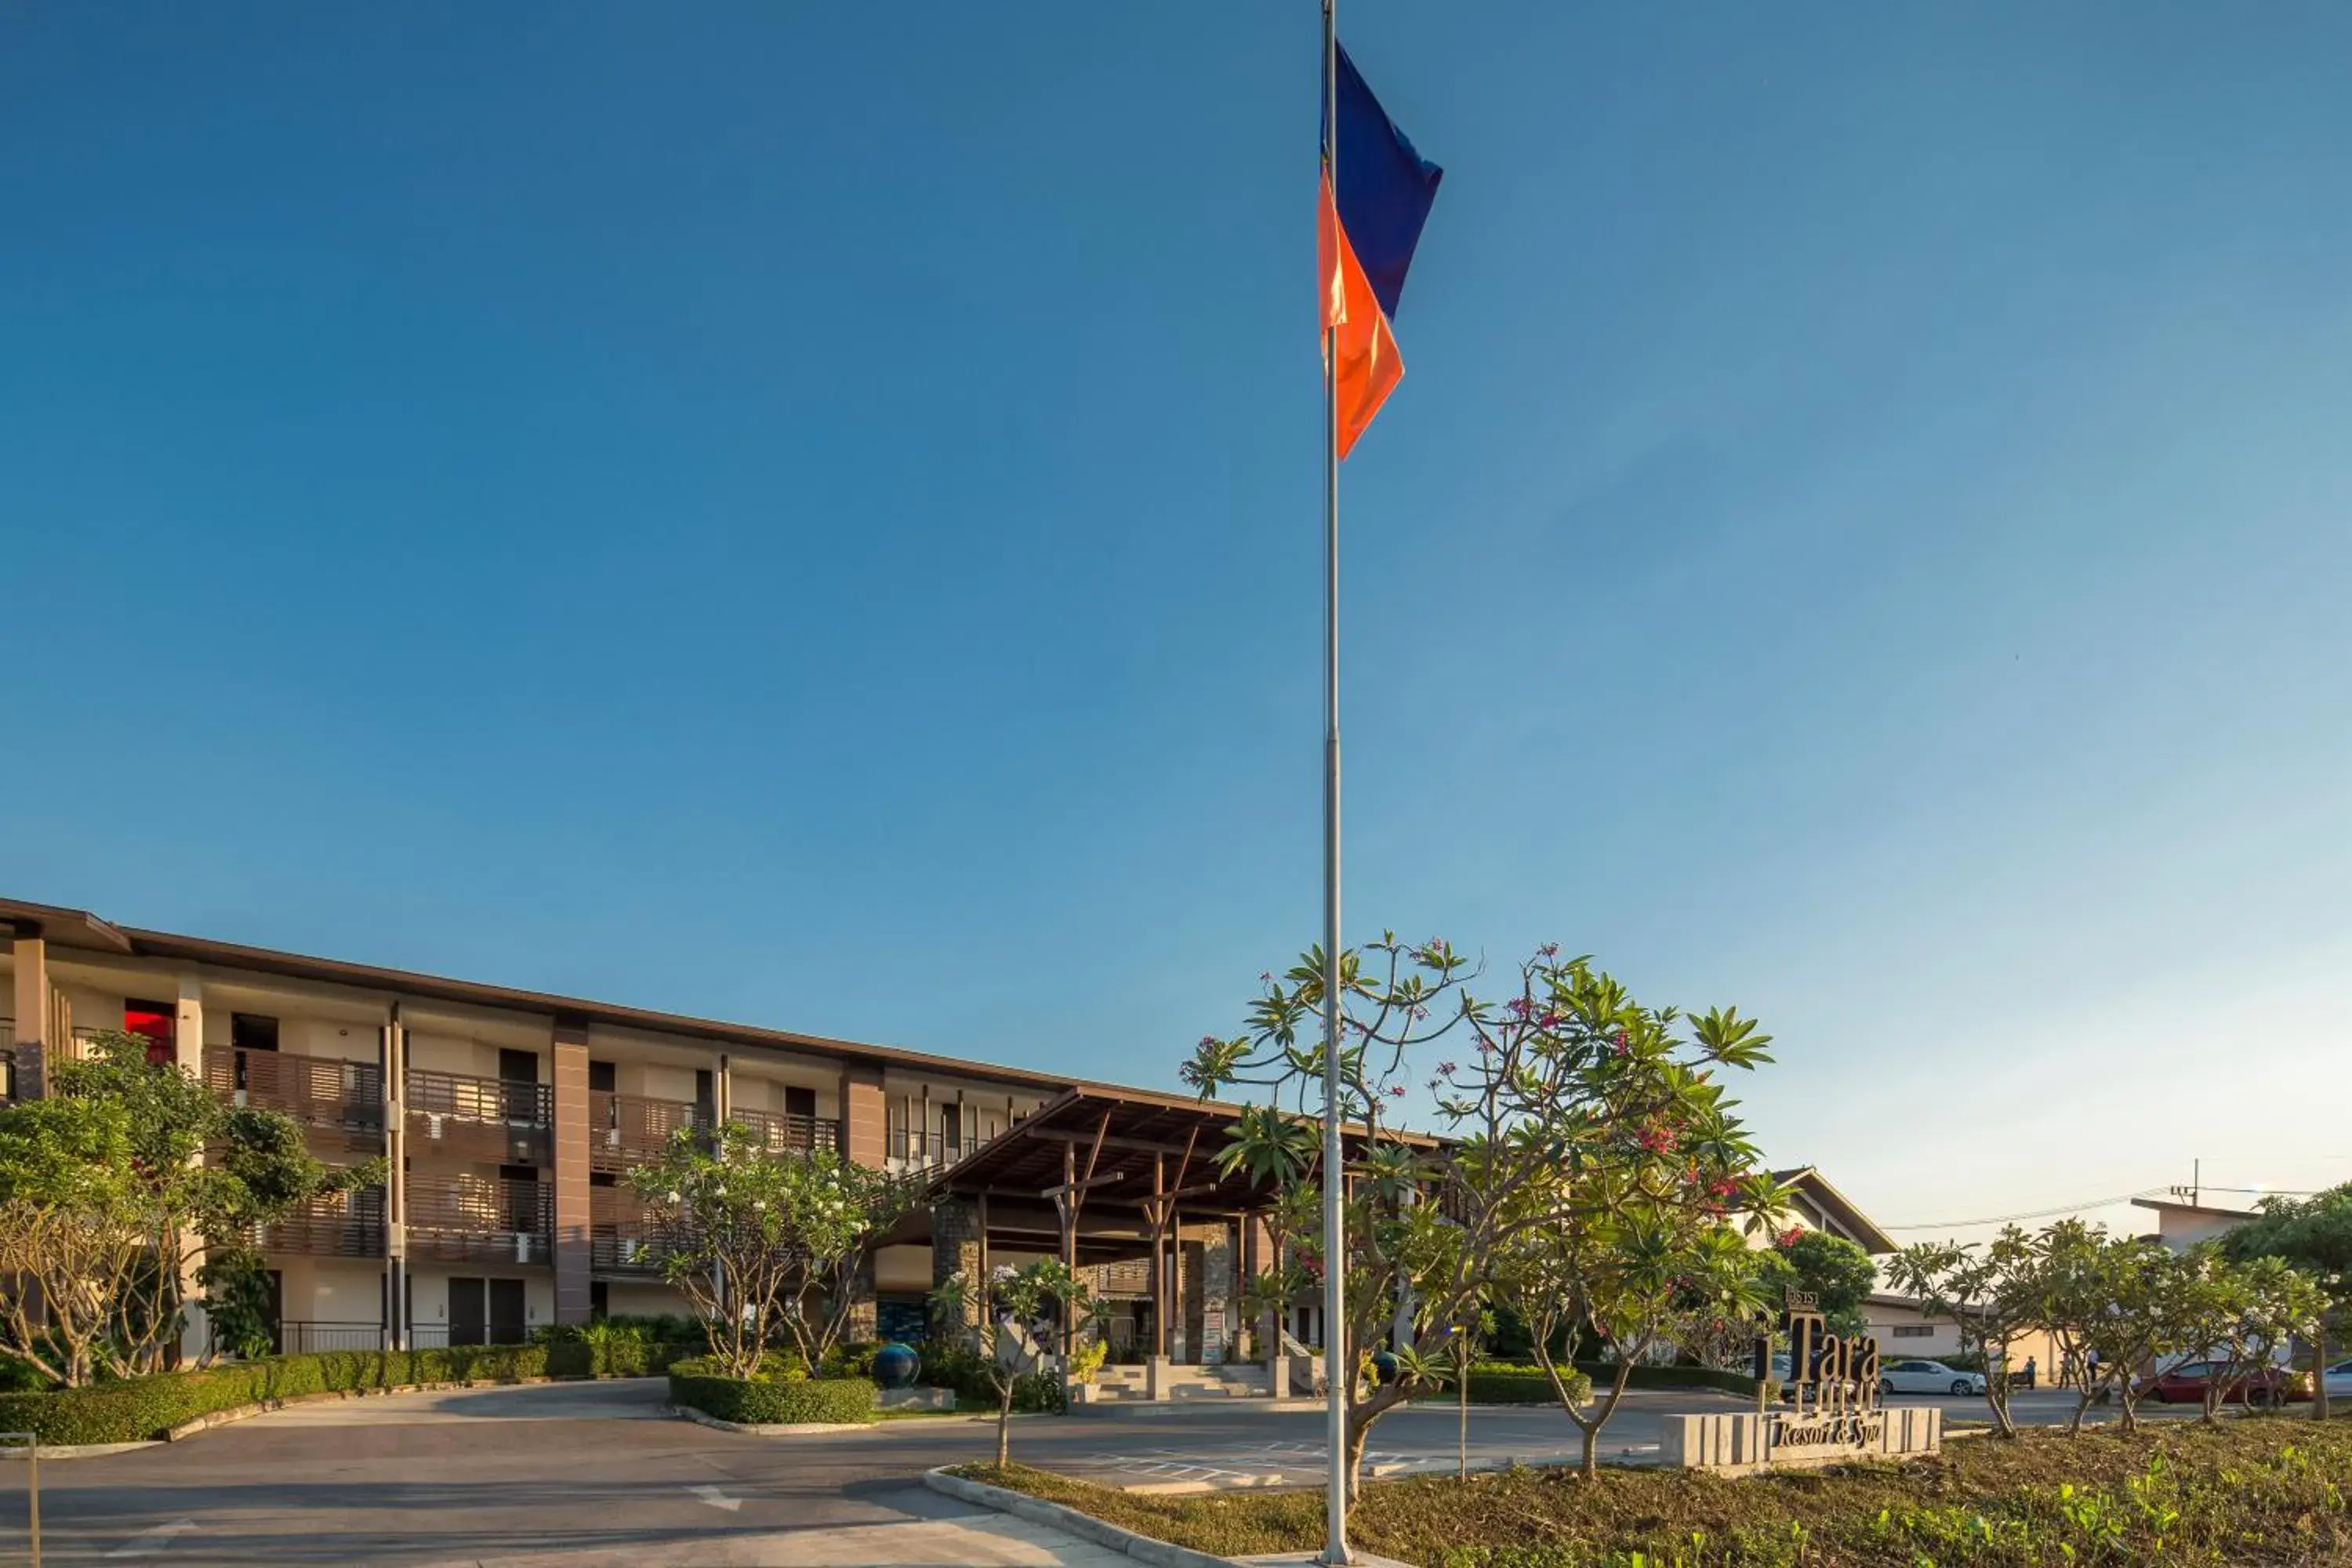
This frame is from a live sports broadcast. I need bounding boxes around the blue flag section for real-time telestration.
[1324,40,1444,321]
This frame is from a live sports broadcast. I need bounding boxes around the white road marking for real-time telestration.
[689,1484,743,1512]
[107,1519,197,1558]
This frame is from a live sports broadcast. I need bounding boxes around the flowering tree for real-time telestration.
[628,1124,922,1377]
[929,1258,1085,1468]
[1468,956,1782,1474]
[2172,1247,2321,1423]
[0,1029,368,1383]
[2223,1183,2352,1422]
[1185,939,1782,1494]
[1757,1230,1878,1338]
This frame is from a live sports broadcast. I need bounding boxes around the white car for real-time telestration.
[1878,1359,1987,1396]
[2324,1359,2352,1402]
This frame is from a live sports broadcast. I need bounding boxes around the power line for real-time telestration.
[1879,1189,2165,1232]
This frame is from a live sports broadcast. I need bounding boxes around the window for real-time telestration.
[785,1085,817,1121]
[590,1281,609,1322]
[589,1060,615,1093]
[123,999,176,1065]
[231,1014,279,1052]
[1892,1325,1934,1338]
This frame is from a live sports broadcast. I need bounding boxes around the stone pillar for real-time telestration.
[1198,1221,1233,1365]
[931,1197,982,1326]
[844,1254,877,1342]
[1247,1212,1279,1364]
[175,975,208,1362]
[551,1022,592,1327]
[840,1063,885,1167]
[382,1011,408,1351]
[713,1052,732,1129]
[9,924,46,1099]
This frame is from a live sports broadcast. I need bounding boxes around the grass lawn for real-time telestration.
[956,1417,2352,1565]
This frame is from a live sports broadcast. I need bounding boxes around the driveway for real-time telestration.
[0,1378,2211,1561]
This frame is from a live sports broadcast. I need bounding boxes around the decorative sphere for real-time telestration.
[873,1342,920,1390]
[1370,1349,1400,1386]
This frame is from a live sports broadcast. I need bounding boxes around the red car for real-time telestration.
[2134,1360,2309,1406]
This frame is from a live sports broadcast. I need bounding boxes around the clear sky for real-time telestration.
[5,2,2349,1249]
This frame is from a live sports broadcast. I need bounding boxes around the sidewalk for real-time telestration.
[445,1510,1136,1566]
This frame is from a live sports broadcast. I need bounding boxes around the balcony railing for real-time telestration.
[263,1184,387,1259]
[274,1319,389,1354]
[406,1172,553,1265]
[729,1106,841,1157]
[205,1046,384,1134]
[589,1182,669,1275]
[406,1069,551,1165]
[588,1091,705,1174]
[888,1127,968,1169]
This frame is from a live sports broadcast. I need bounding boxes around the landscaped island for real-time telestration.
[958,1417,2352,1566]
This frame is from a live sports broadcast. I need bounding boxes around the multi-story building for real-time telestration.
[0,895,1094,1353]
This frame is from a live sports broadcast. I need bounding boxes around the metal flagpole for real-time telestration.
[1319,2,1349,1561]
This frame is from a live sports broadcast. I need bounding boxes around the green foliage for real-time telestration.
[0,1345,567,1446]
[665,1361,877,1425]
[1757,1231,1877,1336]
[626,1123,923,1377]
[0,1031,372,1385]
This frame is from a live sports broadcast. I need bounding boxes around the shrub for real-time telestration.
[666,1360,875,1425]
[0,1344,562,1446]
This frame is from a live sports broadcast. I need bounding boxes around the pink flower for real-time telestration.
[1539,943,1560,959]
[1198,1035,1219,1049]
[1436,1061,1457,1076]
[1774,1227,1805,1250]
[1388,1085,1406,1098]
[1508,997,1532,1018]
[1260,971,1273,984]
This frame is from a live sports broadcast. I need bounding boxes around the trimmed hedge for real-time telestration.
[0,1341,702,1446]
[666,1362,877,1426]
[1457,1361,1759,1404]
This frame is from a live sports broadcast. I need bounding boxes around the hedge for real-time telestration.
[0,1341,701,1447]
[1457,1361,1759,1404]
[666,1361,877,1426]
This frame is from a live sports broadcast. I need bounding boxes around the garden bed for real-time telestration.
[665,1361,877,1427]
[1439,1362,1759,1404]
[0,1341,698,1447]
[955,1417,2352,1566]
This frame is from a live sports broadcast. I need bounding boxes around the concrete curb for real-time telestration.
[924,1466,1240,1568]
[666,1403,883,1436]
[0,1439,159,1461]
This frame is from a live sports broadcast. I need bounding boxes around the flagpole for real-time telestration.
[1319,0,1349,1562]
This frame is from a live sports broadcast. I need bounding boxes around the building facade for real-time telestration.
[1,896,1080,1351]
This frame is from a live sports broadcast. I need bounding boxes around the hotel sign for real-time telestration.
[1774,1290,1883,1455]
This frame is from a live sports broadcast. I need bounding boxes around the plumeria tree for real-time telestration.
[929,1258,1086,1468]
[1467,957,1782,1474]
[1757,1230,1878,1338]
[2172,1247,2321,1423]
[0,1029,368,1383]
[2223,1183,2352,1422]
[628,1123,922,1377]
[1887,1227,2048,1437]
[1185,938,1783,1494]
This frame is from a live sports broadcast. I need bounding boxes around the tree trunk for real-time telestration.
[2313,1325,2331,1425]
[1340,1385,1410,1503]
[1457,1338,1470,1481]
[996,1382,1014,1468]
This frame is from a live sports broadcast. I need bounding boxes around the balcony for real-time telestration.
[730,1105,841,1157]
[888,1127,970,1171]
[406,1171,553,1265]
[589,1182,669,1276]
[588,1090,705,1174]
[406,1069,551,1166]
[205,1046,384,1134]
[263,1183,387,1259]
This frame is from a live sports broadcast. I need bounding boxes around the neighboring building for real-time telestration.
[1857,1294,2062,1380]
[1768,1167,1898,1255]
[2130,1195,2262,1253]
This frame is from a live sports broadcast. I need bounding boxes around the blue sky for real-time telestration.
[5,2,2350,1245]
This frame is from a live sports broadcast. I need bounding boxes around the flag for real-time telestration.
[1320,41,1443,459]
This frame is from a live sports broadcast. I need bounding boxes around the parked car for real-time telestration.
[1878,1359,1987,1396]
[2324,1359,2352,1402]
[2135,1360,2309,1406]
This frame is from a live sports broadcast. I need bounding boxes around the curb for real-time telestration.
[924,1466,1239,1568]
[0,1439,159,1461]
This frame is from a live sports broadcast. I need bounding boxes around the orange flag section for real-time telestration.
[1319,172,1403,459]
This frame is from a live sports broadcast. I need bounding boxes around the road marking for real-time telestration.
[690,1484,743,1512]
[107,1519,197,1558]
